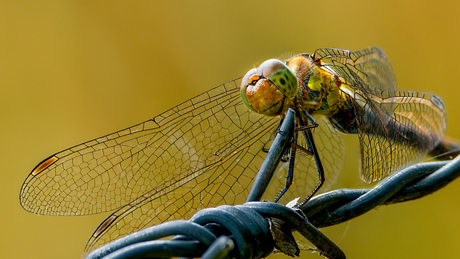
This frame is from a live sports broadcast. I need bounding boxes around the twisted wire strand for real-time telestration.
[86,202,345,259]
[303,157,460,227]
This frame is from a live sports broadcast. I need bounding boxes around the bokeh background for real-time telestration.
[2,1,460,258]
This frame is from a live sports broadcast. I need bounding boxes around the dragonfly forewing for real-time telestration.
[20,78,274,216]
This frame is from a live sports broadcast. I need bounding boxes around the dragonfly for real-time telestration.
[20,47,448,252]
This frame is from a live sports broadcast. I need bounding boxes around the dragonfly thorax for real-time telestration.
[287,54,345,117]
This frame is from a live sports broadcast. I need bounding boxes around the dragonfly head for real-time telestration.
[240,59,299,116]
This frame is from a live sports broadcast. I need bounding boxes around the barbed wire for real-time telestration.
[303,159,458,228]
[86,110,460,259]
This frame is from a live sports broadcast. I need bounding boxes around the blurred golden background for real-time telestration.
[2,1,460,258]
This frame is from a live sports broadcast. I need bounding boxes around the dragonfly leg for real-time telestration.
[298,109,325,207]
[301,108,320,127]
[299,128,325,207]
[274,109,325,205]
[280,141,292,162]
[292,142,314,156]
[295,108,319,132]
[275,130,298,203]
[295,123,318,131]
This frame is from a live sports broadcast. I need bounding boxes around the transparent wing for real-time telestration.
[20,78,280,216]
[357,91,446,182]
[262,115,345,205]
[84,113,279,252]
[312,47,446,182]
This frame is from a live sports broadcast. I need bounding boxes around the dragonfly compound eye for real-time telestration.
[240,59,299,116]
[261,59,299,98]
